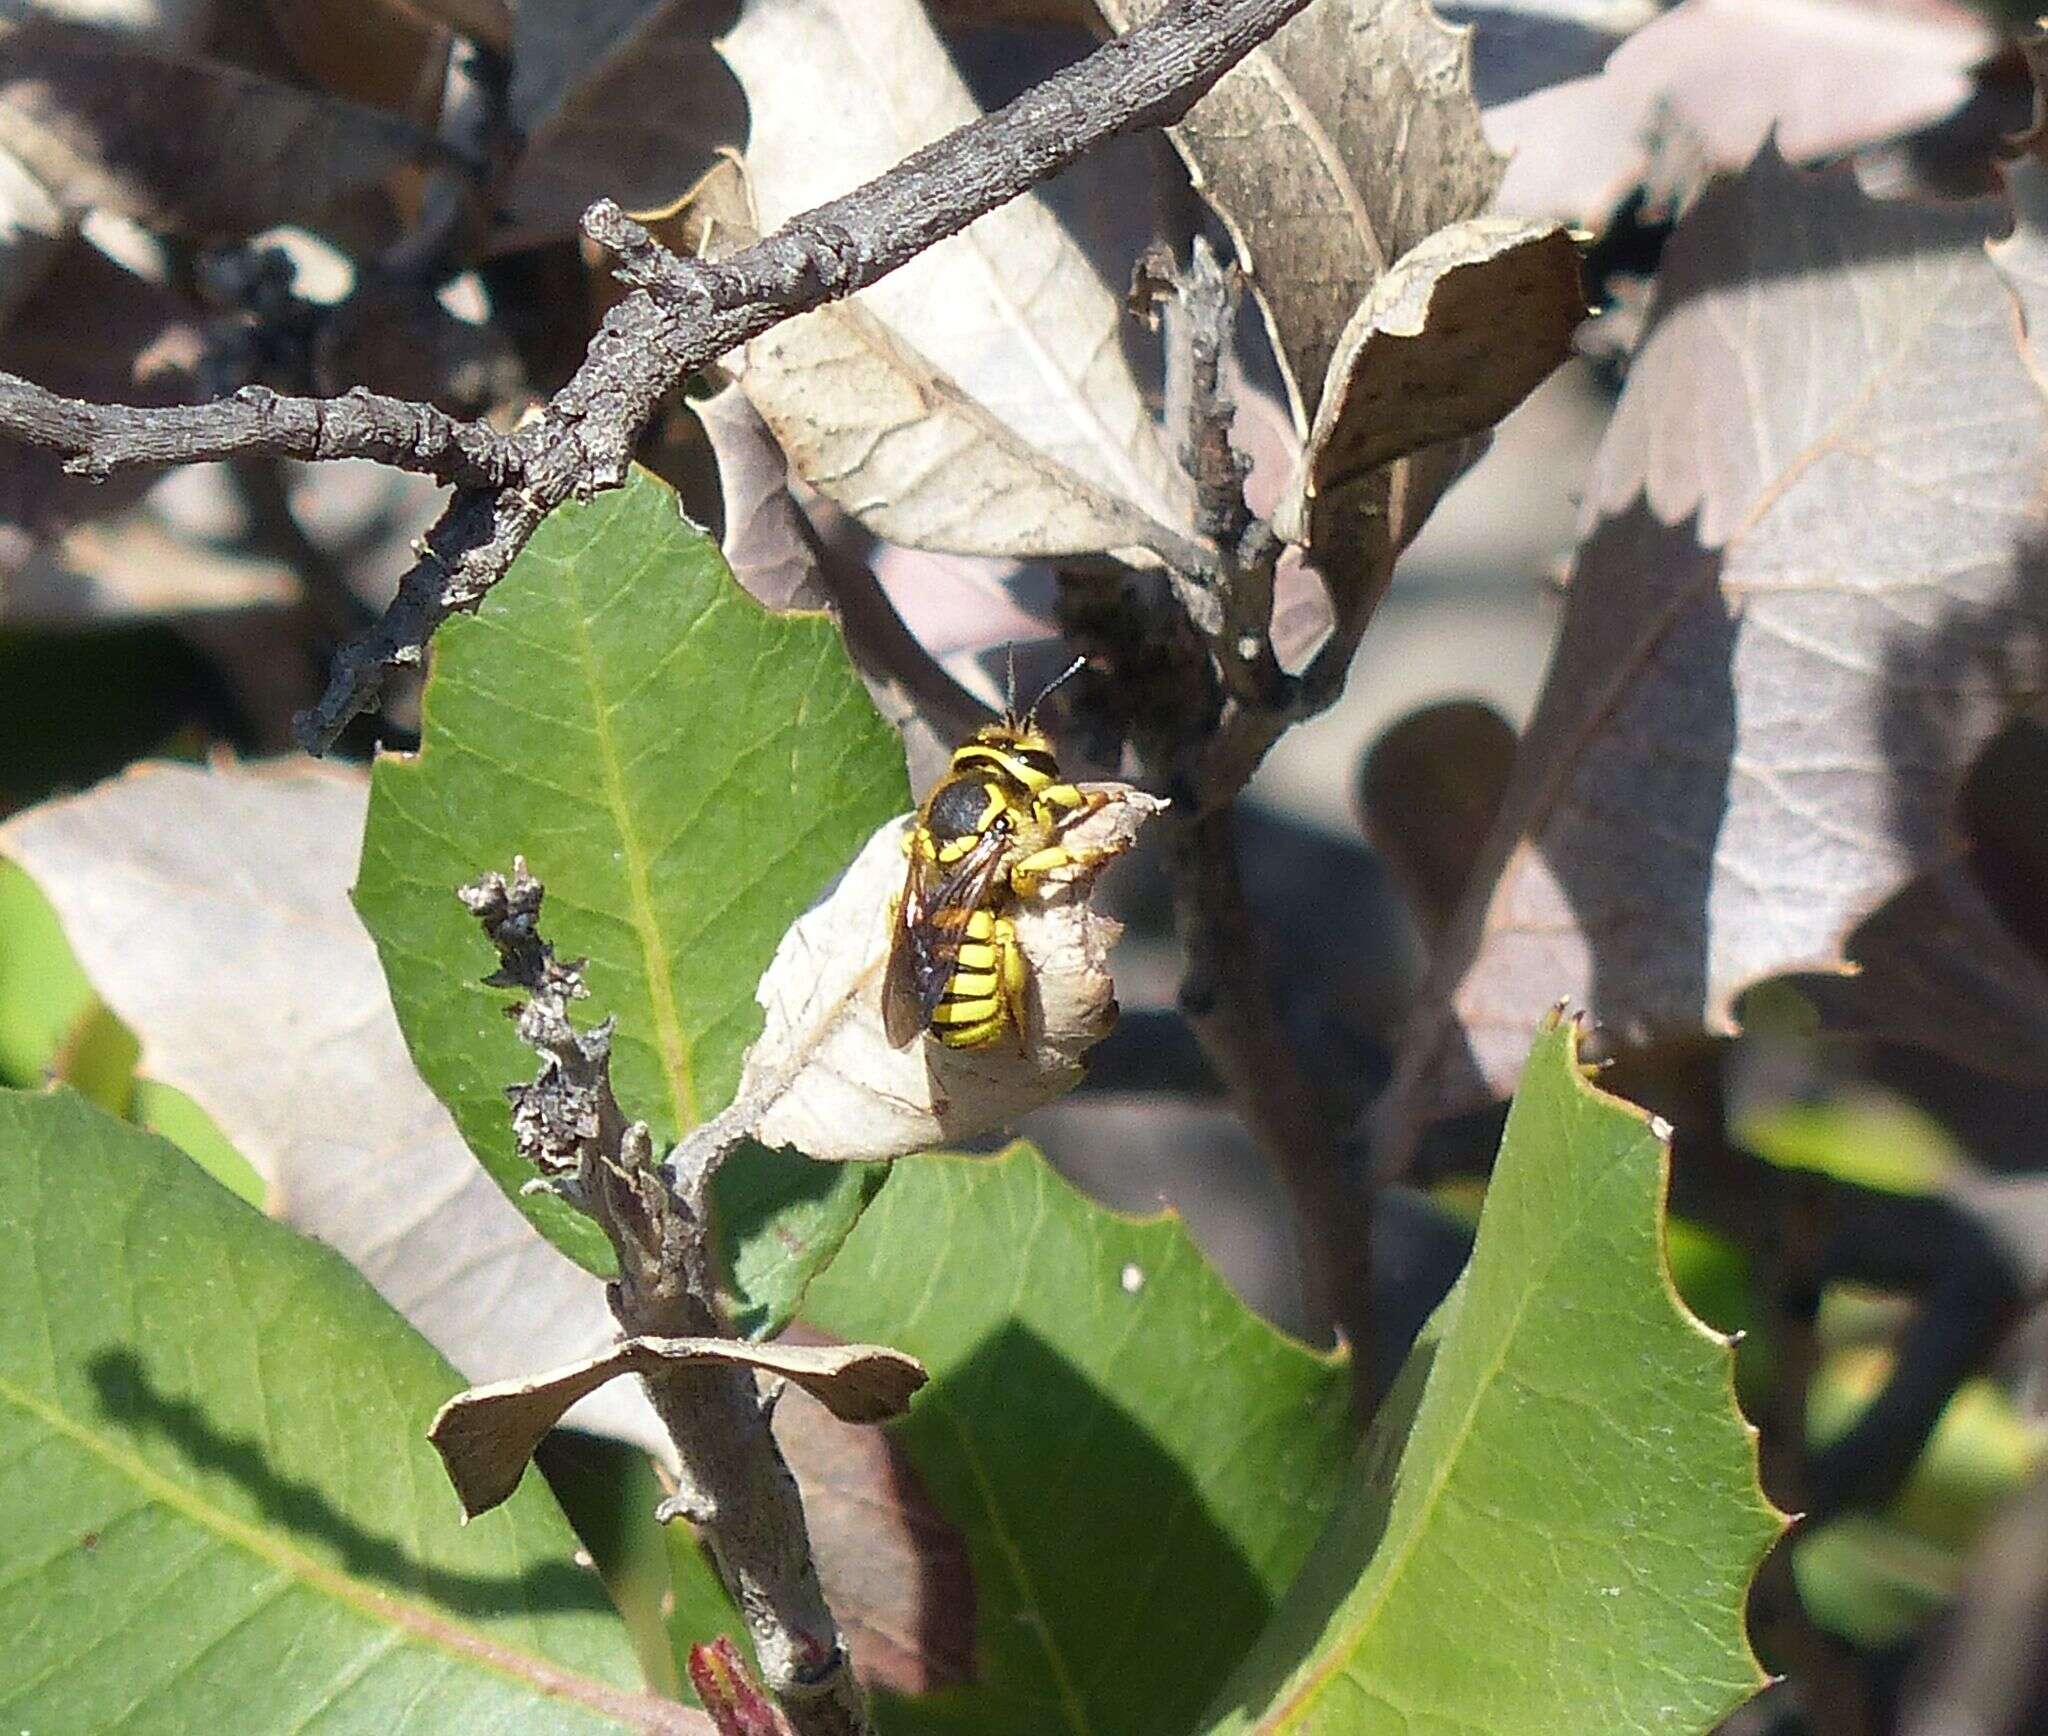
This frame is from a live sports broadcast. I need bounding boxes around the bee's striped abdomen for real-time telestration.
[926,907,1014,1048]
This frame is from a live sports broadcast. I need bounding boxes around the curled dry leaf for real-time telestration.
[497,0,743,250]
[430,1336,928,1519]
[680,159,1173,563]
[735,786,1164,1164]
[1380,147,2048,1157]
[1101,0,1520,657]
[0,15,437,236]
[1276,215,1585,549]
[713,0,1188,562]
[1100,0,1503,435]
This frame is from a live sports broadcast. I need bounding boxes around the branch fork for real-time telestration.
[445,859,916,1736]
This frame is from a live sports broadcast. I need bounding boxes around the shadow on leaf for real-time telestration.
[86,1347,609,1621]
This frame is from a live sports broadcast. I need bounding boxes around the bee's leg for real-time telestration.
[1009,839,1123,899]
[1032,782,1108,832]
[994,914,1031,1050]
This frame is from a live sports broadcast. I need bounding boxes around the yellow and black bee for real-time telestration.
[883,659,1110,1051]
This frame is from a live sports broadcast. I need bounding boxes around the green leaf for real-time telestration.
[0,1085,695,1732]
[772,1144,1355,1736]
[0,857,96,1086]
[356,468,908,1321]
[1206,1017,1783,1734]
[0,859,267,1206]
[131,1077,267,1209]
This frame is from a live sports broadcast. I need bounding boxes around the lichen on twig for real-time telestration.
[454,859,891,1736]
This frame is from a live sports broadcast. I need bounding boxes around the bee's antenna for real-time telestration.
[1005,644,1019,722]
[1024,655,1089,726]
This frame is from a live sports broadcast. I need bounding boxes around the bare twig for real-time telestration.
[1088,244,1378,1385]
[0,0,1315,750]
[0,375,522,488]
[1165,806,1378,1373]
[462,862,871,1736]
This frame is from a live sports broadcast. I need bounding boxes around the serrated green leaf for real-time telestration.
[758,1144,1355,1736]
[1206,1018,1783,1734]
[0,1085,700,1733]
[356,469,908,1324]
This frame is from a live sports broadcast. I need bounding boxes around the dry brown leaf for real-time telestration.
[679,154,1179,563]
[771,1383,976,1696]
[736,787,1163,1163]
[717,0,1188,558]
[498,0,742,249]
[690,381,830,613]
[1276,216,1584,545]
[1488,0,1992,226]
[403,0,509,51]
[0,233,200,547]
[263,0,452,126]
[430,1336,927,1519]
[0,15,438,236]
[1379,147,2048,1156]
[1357,697,1517,941]
[1100,0,1504,434]
[0,760,672,1460]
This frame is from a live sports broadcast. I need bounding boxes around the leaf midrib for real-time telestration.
[1261,1084,1633,1729]
[564,552,699,1131]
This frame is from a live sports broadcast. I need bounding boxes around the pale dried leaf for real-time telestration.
[1100,0,1503,433]
[0,761,671,1459]
[0,15,437,235]
[690,381,827,612]
[680,155,1176,562]
[720,0,1187,545]
[1489,0,1991,226]
[1439,0,1657,107]
[1380,149,2048,1151]
[739,788,1163,1163]
[498,0,741,248]
[1277,217,1584,543]
[430,1336,927,1519]
[772,1383,976,1695]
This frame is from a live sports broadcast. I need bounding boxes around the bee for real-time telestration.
[883,658,1111,1052]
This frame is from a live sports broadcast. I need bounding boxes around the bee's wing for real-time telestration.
[882,828,1010,1048]
[882,861,932,1050]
